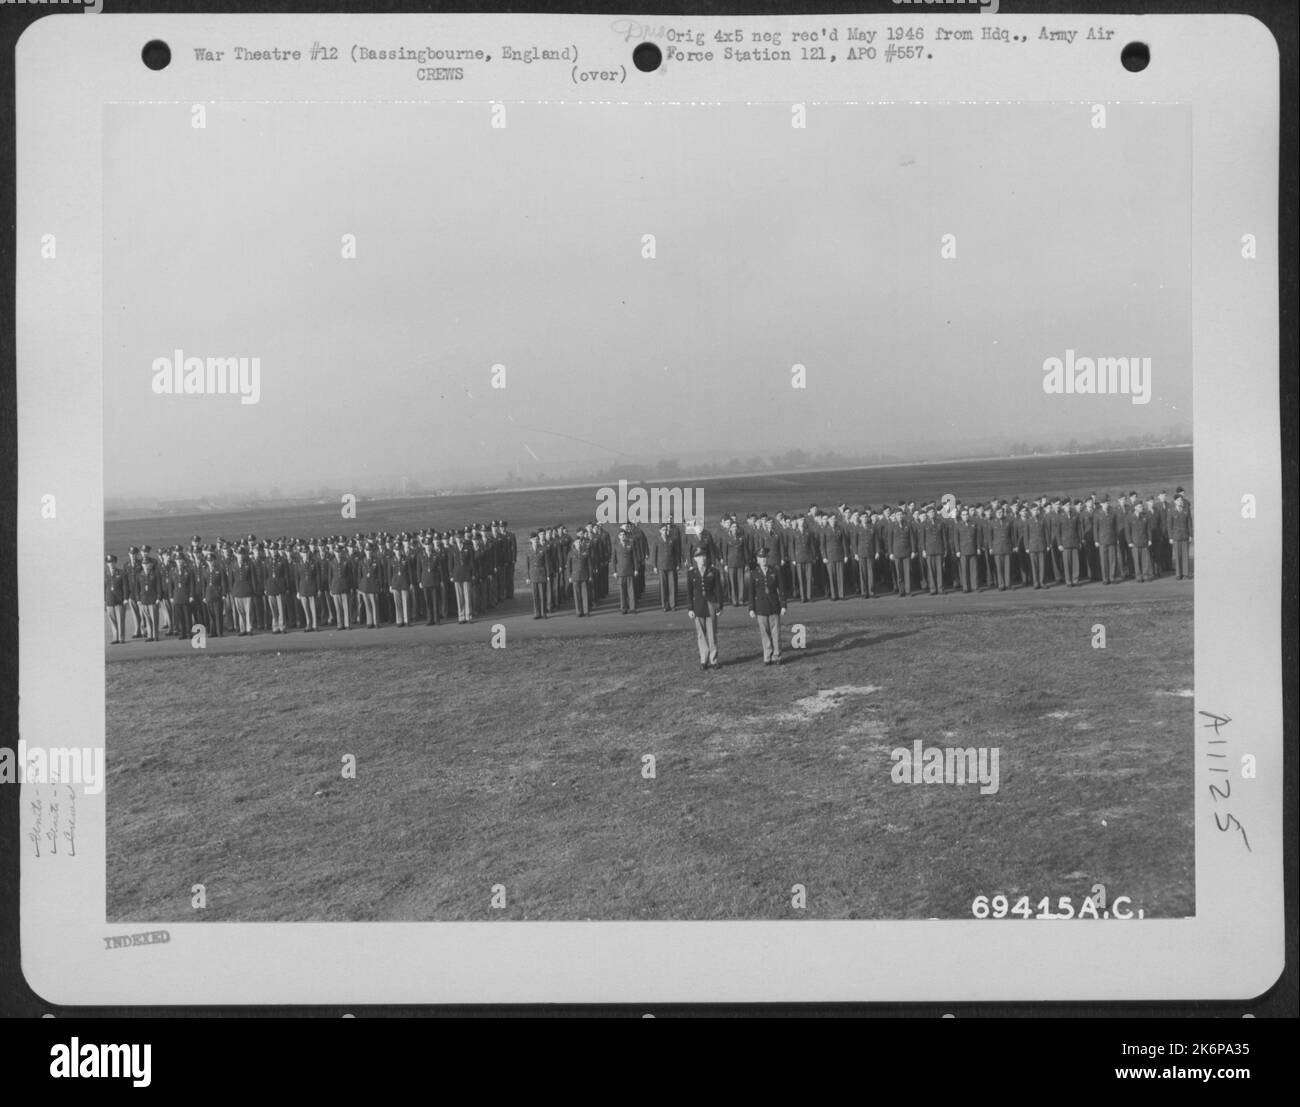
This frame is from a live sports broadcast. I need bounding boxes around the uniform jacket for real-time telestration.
[685,563,725,618]
[953,520,980,557]
[567,548,592,583]
[988,518,1015,556]
[653,531,682,573]
[1167,507,1193,541]
[227,561,257,598]
[1093,510,1120,545]
[748,565,785,616]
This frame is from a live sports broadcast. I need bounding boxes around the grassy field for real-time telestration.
[106,593,1193,921]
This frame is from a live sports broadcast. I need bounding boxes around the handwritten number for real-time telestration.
[1208,779,1231,801]
[1213,811,1251,852]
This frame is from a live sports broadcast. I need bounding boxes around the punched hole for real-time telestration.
[632,42,662,72]
[1120,41,1150,73]
[141,40,171,70]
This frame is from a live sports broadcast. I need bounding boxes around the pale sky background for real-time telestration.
[104,101,1191,500]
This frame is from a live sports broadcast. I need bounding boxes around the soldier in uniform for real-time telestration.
[953,507,980,593]
[1023,503,1049,589]
[568,534,593,617]
[1094,496,1121,584]
[1057,502,1082,587]
[653,521,681,611]
[526,532,549,619]
[920,505,946,595]
[416,537,441,626]
[263,545,288,634]
[105,554,126,644]
[389,539,413,627]
[228,546,256,636]
[748,546,787,665]
[612,525,639,614]
[451,538,475,624]
[294,546,320,631]
[1168,493,1193,579]
[328,543,353,629]
[1079,495,1097,582]
[821,511,849,600]
[170,550,197,639]
[989,506,1015,591]
[202,548,226,637]
[1128,501,1155,582]
[358,542,385,627]
[853,509,878,598]
[788,516,816,603]
[685,543,725,671]
[887,508,915,596]
[722,521,749,608]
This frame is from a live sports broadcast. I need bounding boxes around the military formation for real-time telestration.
[103,522,519,643]
[104,487,1192,651]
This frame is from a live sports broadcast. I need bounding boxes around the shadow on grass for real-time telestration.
[720,627,925,666]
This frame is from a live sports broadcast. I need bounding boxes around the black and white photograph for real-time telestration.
[99,97,1196,922]
[10,7,1286,1013]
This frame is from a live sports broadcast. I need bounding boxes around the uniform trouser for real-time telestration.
[1028,551,1045,587]
[756,613,781,662]
[633,566,644,599]
[455,582,472,620]
[827,559,845,599]
[234,596,253,633]
[1118,540,1132,578]
[658,570,678,610]
[267,594,285,631]
[693,612,719,665]
[547,573,558,610]
[173,599,192,637]
[1051,546,1064,582]
[958,554,977,591]
[204,600,224,636]
[531,581,547,617]
[573,580,591,616]
[1060,547,1079,584]
[296,594,315,629]
[892,556,912,594]
[391,588,411,624]
[331,592,351,628]
[994,555,1010,589]
[728,567,745,606]
[413,586,432,624]
[1134,547,1151,580]
[1100,545,1119,583]
[795,562,813,601]
[857,557,874,597]
[106,604,124,641]
[926,555,944,593]
[1174,539,1190,578]
[618,575,636,612]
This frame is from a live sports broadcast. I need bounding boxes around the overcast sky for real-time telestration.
[104,101,1190,500]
